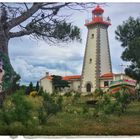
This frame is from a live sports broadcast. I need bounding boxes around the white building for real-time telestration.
[40,74,81,94]
[40,72,135,94]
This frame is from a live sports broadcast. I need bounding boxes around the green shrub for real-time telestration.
[112,90,130,113]
[72,93,81,104]
[94,88,104,98]
[8,122,25,135]
[0,92,32,126]
[38,107,47,125]
[30,91,38,97]
[64,92,72,97]
[38,93,63,125]
[92,90,132,119]
[82,104,89,114]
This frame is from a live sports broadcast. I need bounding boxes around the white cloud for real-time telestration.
[11,58,47,85]
[10,39,84,85]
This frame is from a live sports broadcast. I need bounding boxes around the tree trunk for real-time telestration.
[0,32,15,88]
[0,29,16,106]
[0,7,21,107]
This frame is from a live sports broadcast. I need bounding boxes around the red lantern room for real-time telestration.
[92,5,104,22]
[85,5,111,26]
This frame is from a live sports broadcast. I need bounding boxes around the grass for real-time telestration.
[0,93,140,135]
[41,101,140,135]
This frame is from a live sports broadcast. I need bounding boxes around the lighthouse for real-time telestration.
[80,5,112,93]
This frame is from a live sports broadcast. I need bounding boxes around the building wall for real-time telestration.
[71,80,80,91]
[113,74,133,81]
[81,25,98,93]
[81,24,111,93]
[100,27,112,75]
[40,78,53,94]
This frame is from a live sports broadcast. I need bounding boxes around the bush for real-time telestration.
[72,92,81,104]
[0,92,32,126]
[92,90,132,119]
[38,93,63,125]
[82,104,89,114]
[8,122,25,135]
[64,92,72,97]
[30,91,38,97]
[94,88,104,98]
[112,90,130,113]
[38,86,44,96]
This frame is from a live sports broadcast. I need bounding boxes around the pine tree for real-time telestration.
[35,81,39,92]
[115,17,140,83]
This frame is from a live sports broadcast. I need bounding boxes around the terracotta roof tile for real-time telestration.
[100,72,114,78]
[62,75,81,81]
[40,73,114,81]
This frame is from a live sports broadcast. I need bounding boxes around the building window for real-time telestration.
[78,86,80,89]
[89,58,92,63]
[91,34,94,38]
[104,81,109,87]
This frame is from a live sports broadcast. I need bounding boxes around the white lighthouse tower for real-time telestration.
[80,5,112,93]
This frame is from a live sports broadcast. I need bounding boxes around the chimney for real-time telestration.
[46,72,49,76]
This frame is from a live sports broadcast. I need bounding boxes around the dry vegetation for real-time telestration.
[0,90,140,135]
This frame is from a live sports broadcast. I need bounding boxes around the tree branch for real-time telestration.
[40,2,70,10]
[7,3,44,29]
[9,29,33,38]
[23,3,29,10]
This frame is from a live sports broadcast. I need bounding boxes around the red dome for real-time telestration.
[92,5,104,14]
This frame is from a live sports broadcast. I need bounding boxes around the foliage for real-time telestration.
[29,82,34,91]
[35,81,39,92]
[25,82,34,95]
[115,16,140,82]
[90,88,133,119]
[30,91,38,97]
[0,51,20,92]
[112,90,130,114]
[0,91,32,126]
[25,87,30,95]
[20,85,27,90]
[82,104,89,115]
[38,86,44,96]
[72,92,81,104]
[52,75,70,92]
[38,93,63,124]
[64,91,72,97]
[37,21,81,42]
[0,89,140,135]
[94,88,104,98]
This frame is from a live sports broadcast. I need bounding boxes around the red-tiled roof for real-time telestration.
[62,75,81,81]
[100,72,114,78]
[40,75,81,81]
[46,76,53,80]
[40,75,52,81]
[41,73,114,81]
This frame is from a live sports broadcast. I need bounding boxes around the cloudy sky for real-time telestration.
[8,3,140,85]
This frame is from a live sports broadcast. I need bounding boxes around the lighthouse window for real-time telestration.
[89,58,92,63]
[91,34,94,38]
